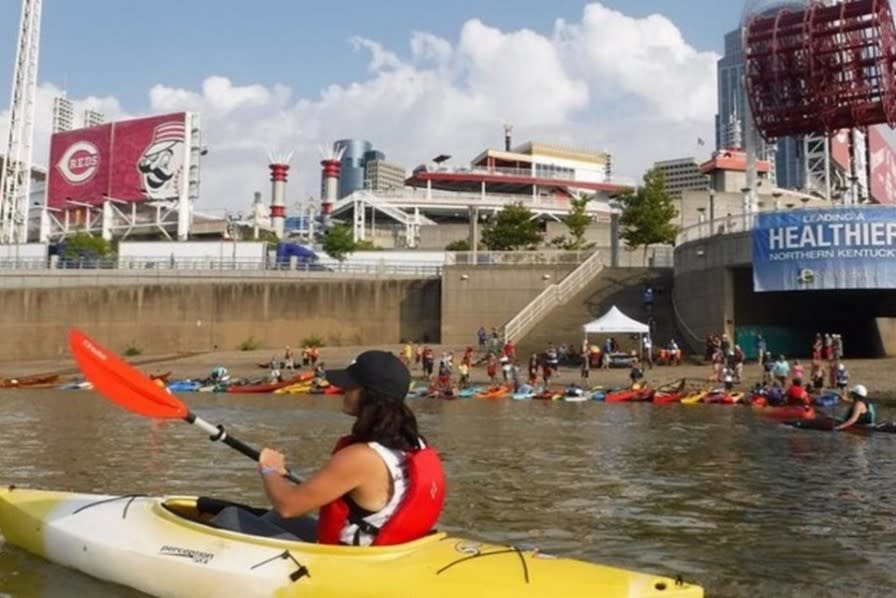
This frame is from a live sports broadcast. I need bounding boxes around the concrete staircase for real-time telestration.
[515,268,677,359]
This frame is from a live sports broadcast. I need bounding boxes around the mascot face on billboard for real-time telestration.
[138,121,185,200]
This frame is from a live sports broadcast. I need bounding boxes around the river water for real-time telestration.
[1,390,895,597]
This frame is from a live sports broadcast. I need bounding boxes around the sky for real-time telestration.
[0,1,745,214]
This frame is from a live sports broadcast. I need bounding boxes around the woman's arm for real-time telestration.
[834,404,864,431]
[258,444,377,518]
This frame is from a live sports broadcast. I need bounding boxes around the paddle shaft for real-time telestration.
[185,412,303,484]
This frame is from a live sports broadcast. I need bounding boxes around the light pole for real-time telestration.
[608,196,622,268]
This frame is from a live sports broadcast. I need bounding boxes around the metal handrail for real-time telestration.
[502,250,604,344]
[670,288,703,347]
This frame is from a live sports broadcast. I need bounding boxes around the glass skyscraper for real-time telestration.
[334,139,373,199]
[715,28,804,190]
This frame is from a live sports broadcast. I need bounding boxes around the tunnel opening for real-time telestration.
[732,267,896,359]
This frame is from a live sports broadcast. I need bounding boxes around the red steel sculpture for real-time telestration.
[745,0,896,140]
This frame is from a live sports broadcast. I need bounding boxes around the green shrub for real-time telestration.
[124,342,142,357]
[239,337,260,351]
[445,239,471,251]
[301,334,325,348]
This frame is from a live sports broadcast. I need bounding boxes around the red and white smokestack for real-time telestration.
[319,143,346,228]
[268,151,292,239]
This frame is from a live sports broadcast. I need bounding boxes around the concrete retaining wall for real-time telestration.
[440,263,578,347]
[0,279,440,360]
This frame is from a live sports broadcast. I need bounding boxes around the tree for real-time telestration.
[617,168,679,263]
[321,224,357,262]
[355,238,381,250]
[445,239,471,251]
[61,232,113,262]
[550,194,597,251]
[480,202,542,250]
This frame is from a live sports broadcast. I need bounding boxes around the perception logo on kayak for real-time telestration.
[159,545,215,565]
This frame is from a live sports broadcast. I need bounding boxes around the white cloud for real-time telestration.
[3,2,718,215]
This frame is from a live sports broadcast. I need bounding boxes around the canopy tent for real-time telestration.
[582,306,650,361]
[583,306,649,334]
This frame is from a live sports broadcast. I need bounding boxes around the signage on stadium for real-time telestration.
[752,206,896,291]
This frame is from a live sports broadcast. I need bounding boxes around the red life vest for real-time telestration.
[786,385,809,405]
[317,435,446,546]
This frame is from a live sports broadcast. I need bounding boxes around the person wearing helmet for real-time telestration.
[835,384,876,430]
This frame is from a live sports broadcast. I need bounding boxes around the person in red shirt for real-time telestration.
[502,340,515,360]
[785,378,810,406]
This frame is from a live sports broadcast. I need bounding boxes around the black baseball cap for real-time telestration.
[326,350,410,401]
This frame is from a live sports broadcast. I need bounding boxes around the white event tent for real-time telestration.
[582,306,650,359]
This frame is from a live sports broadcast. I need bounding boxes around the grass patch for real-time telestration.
[301,334,325,348]
[239,337,260,351]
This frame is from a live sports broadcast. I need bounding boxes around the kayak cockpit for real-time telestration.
[156,496,447,553]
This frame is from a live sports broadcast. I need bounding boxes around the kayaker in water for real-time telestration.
[835,384,876,431]
[785,378,810,406]
[254,350,445,546]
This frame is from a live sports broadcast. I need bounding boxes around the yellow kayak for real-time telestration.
[680,391,708,405]
[0,486,703,597]
[274,381,314,395]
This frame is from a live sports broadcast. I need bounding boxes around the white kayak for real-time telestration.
[0,486,703,598]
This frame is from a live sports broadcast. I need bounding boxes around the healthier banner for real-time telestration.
[752,207,896,291]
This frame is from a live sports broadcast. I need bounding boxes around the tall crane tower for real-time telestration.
[0,0,42,244]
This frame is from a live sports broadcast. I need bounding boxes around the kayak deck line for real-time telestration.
[0,486,704,597]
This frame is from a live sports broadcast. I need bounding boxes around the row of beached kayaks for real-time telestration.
[54,372,344,395]
[411,382,896,433]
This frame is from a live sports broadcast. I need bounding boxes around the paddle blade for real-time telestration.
[68,328,188,419]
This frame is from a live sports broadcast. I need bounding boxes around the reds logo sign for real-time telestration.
[138,121,185,200]
[56,141,99,184]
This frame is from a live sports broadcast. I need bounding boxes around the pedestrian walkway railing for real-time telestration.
[502,249,604,344]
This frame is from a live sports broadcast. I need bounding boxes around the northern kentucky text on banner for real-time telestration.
[752,206,896,291]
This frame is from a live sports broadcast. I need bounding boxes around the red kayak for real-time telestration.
[652,391,683,404]
[227,375,307,394]
[753,404,816,420]
[604,388,653,402]
[704,391,744,405]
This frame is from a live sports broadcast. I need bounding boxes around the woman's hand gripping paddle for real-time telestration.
[68,328,301,483]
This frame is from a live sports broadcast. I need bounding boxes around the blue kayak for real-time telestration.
[167,380,201,393]
[813,392,839,407]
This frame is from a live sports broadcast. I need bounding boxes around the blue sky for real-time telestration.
[1,1,740,106]
[0,1,743,211]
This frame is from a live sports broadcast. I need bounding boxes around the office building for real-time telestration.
[365,159,406,191]
[715,27,804,189]
[334,139,373,199]
[652,158,709,200]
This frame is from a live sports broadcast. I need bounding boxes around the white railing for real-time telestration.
[446,250,594,266]
[676,212,757,245]
[558,248,605,297]
[502,249,604,344]
[351,191,437,226]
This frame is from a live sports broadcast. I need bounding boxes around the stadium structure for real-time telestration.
[328,130,633,248]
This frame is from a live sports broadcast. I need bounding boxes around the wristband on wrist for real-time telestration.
[260,465,282,476]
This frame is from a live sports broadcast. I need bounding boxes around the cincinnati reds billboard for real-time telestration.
[47,113,191,208]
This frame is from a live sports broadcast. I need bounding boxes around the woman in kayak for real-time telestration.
[835,384,876,431]
[256,350,445,546]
